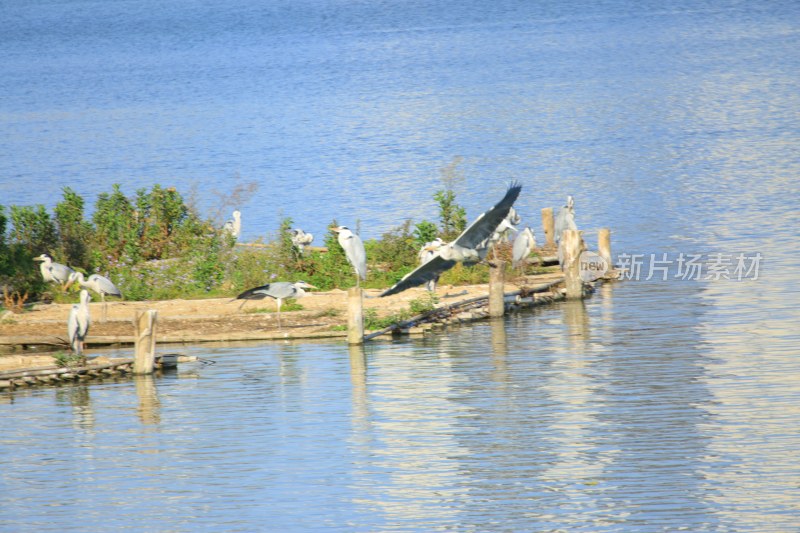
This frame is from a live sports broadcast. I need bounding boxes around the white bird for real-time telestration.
[418,237,444,292]
[512,227,537,269]
[332,226,367,285]
[235,281,317,329]
[65,271,122,322]
[291,228,314,253]
[33,254,75,287]
[554,195,577,243]
[380,182,522,297]
[67,289,91,355]
[224,210,242,240]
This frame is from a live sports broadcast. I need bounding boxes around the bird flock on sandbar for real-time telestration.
[36,193,581,352]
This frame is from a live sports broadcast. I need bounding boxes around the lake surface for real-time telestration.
[2,0,799,531]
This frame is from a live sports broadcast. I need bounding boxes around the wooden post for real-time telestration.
[347,287,364,345]
[133,310,158,375]
[598,228,612,267]
[541,207,555,247]
[488,260,506,318]
[562,229,584,299]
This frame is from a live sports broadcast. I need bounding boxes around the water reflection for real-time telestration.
[56,384,95,430]
[134,375,161,425]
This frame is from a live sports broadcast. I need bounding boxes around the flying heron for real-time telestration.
[235,280,317,329]
[331,226,366,286]
[67,289,91,355]
[380,181,523,297]
[33,254,75,288]
[512,226,537,269]
[66,271,122,322]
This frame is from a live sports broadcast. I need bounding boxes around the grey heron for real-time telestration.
[67,289,91,355]
[66,271,122,322]
[554,195,577,243]
[236,280,317,329]
[224,210,242,240]
[34,254,75,288]
[418,237,444,292]
[380,181,522,297]
[512,226,537,269]
[332,226,367,286]
[291,228,314,253]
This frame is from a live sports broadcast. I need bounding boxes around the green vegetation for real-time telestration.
[1,171,543,309]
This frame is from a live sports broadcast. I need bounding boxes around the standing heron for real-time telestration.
[33,254,75,288]
[512,227,537,269]
[67,289,91,355]
[224,210,242,240]
[66,271,122,322]
[290,228,314,253]
[554,195,577,243]
[380,181,522,297]
[236,280,317,329]
[332,226,367,286]
[418,237,444,292]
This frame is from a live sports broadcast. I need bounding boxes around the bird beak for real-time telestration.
[330,227,341,233]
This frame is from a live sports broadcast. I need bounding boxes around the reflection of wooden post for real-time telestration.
[598,228,612,267]
[562,230,584,299]
[489,260,505,318]
[541,207,555,247]
[133,310,158,375]
[347,287,364,345]
[134,374,161,425]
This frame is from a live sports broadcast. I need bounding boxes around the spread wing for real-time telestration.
[379,255,457,297]
[453,182,522,250]
[236,283,276,300]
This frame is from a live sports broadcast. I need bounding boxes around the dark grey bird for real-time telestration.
[65,271,122,322]
[512,227,537,269]
[380,181,523,297]
[34,254,75,287]
[235,280,317,328]
[68,289,91,355]
[332,226,367,285]
[554,195,577,243]
[291,228,314,253]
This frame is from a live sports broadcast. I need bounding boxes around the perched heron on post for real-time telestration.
[224,210,242,240]
[418,237,444,292]
[68,289,91,355]
[33,254,75,288]
[332,226,367,286]
[235,280,317,329]
[554,195,577,243]
[291,228,314,253]
[512,227,537,269]
[380,181,523,297]
[65,271,122,322]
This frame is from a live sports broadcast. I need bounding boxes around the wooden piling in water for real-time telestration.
[561,229,585,299]
[133,310,158,375]
[347,287,364,345]
[541,207,555,247]
[598,228,612,267]
[488,260,506,318]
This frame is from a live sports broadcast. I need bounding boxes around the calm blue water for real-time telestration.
[2,0,800,531]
